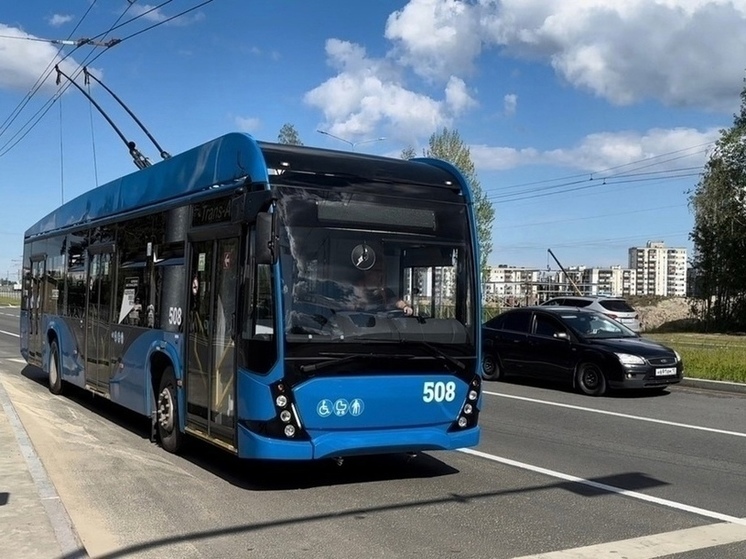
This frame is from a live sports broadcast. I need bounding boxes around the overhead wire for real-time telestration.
[0,0,214,159]
[0,0,99,139]
[485,142,712,206]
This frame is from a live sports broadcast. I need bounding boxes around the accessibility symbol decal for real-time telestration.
[334,399,349,417]
[350,398,364,416]
[317,399,333,418]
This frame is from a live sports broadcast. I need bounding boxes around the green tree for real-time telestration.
[421,128,495,277]
[400,145,417,160]
[277,123,303,145]
[689,78,746,330]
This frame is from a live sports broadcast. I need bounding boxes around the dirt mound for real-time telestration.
[636,297,693,332]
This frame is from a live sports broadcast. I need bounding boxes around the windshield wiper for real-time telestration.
[408,341,466,371]
[298,352,415,373]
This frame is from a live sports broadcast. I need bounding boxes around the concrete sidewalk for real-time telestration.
[0,379,87,559]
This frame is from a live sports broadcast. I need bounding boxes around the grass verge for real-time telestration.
[646,333,746,384]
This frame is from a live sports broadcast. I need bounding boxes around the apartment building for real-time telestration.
[483,265,541,306]
[579,266,637,296]
[483,240,687,302]
[628,241,687,296]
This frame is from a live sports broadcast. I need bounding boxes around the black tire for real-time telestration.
[576,362,607,396]
[48,340,63,395]
[156,367,184,453]
[482,352,504,381]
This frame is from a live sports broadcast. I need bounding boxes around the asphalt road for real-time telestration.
[1,308,745,559]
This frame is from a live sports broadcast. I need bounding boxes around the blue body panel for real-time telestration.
[236,368,479,459]
[25,133,268,238]
[31,311,184,419]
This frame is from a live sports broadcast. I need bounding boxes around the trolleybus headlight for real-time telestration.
[276,395,288,408]
[280,410,292,423]
[467,389,478,401]
[284,425,296,438]
[457,416,468,428]
[463,404,473,415]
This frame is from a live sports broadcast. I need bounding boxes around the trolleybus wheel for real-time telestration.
[157,367,184,453]
[48,340,63,395]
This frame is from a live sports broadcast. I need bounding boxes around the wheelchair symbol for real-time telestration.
[317,399,333,418]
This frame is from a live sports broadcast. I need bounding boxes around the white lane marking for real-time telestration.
[483,390,746,438]
[511,522,746,558]
[0,329,20,338]
[459,447,746,527]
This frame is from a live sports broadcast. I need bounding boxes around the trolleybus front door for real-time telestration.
[186,237,239,446]
[85,249,114,392]
[28,257,45,364]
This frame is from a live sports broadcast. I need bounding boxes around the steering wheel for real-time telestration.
[381,309,409,318]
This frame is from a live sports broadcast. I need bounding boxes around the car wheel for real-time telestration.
[157,366,184,454]
[576,362,607,396]
[482,352,504,381]
[48,340,63,395]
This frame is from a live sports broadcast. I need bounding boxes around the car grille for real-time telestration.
[647,356,677,366]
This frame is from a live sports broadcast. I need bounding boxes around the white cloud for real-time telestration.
[471,126,720,172]
[234,116,260,133]
[444,76,477,114]
[503,93,517,115]
[48,14,73,27]
[379,0,746,111]
[0,25,90,92]
[304,39,466,141]
[128,4,205,26]
[306,1,743,149]
[479,0,746,110]
[385,0,483,82]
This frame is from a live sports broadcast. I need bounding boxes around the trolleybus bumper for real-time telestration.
[237,424,480,460]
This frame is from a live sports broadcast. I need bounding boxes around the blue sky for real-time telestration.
[1,0,743,282]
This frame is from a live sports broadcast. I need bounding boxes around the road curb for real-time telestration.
[680,377,746,394]
[0,379,89,558]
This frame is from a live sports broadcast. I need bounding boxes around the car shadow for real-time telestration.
[488,375,674,398]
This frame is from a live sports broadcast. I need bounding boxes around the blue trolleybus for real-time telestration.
[20,132,482,460]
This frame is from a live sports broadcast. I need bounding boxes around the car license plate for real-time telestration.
[655,367,677,376]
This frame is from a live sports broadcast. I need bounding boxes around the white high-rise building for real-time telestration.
[628,241,687,296]
[483,265,541,306]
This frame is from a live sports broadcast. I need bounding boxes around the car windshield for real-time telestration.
[559,312,638,339]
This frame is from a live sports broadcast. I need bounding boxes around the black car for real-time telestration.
[481,306,683,396]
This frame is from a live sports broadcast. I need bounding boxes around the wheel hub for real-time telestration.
[158,388,174,432]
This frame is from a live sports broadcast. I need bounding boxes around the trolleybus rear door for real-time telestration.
[85,247,114,392]
[28,257,45,364]
[186,236,239,446]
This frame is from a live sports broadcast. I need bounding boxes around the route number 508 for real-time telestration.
[422,381,456,403]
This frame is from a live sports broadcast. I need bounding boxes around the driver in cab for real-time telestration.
[350,267,414,316]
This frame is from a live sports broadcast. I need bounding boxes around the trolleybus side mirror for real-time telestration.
[256,212,277,265]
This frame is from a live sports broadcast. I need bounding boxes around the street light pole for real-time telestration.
[316,129,385,151]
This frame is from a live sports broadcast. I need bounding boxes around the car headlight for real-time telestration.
[615,352,646,366]
[674,350,682,362]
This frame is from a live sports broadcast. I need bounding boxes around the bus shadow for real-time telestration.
[182,438,460,491]
[20,365,460,490]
